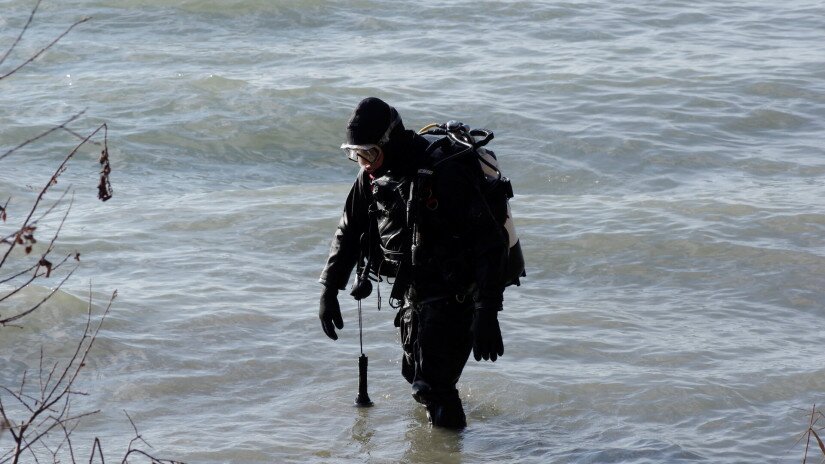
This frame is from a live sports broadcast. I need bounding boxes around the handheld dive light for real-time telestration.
[353,278,373,407]
[355,353,373,407]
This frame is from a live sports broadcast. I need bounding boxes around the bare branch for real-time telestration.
[0,16,91,82]
[0,121,107,269]
[57,419,81,464]
[120,448,187,464]
[36,363,53,409]
[41,288,116,418]
[0,0,42,67]
[123,410,153,454]
[62,126,102,146]
[0,196,75,320]
[0,187,71,247]
[0,265,76,327]
[112,411,187,464]
[0,111,86,162]
[28,188,72,235]
[795,404,825,464]
[0,7,172,463]
[14,410,100,461]
[89,437,104,464]
[0,260,39,286]
[0,253,73,318]
[0,289,115,464]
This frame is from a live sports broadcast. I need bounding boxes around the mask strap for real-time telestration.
[377,110,400,146]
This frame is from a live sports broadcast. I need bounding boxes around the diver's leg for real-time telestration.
[397,305,417,385]
[408,299,473,428]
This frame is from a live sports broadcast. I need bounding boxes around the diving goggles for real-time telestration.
[341,144,383,163]
[340,111,400,163]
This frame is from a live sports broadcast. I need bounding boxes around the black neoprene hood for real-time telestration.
[346,97,400,146]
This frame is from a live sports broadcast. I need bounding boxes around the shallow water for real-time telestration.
[2,0,825,462]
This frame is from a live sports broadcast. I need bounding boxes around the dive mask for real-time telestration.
[340,112,400,163]
[341,144,382,163]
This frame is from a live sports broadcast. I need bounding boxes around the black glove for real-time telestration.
[319,287,343,340]
[472,309,504,362]
[349,275,372,300]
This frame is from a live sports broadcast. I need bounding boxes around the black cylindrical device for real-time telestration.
[354,354,373,407]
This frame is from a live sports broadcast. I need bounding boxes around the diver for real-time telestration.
[318,97,508,429]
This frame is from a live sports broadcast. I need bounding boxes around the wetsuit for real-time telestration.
[319,129,508,422]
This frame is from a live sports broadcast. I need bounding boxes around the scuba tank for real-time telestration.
[418,121,526,286]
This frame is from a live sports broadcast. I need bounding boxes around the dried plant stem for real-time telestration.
[0,122,108,269]
[0,111,86,162]
[0,190,79,327]
[0,288,114,464]
[0,8,91,82]
[0,0,42,67]
[1,4,178,462]
[0,196,74,309]
[793,403,825,464]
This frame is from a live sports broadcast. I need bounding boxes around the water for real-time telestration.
[1,0,824,462]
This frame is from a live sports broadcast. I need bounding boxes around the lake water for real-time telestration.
[1,0,825,462]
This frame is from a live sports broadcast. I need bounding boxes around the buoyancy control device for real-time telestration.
[418,121,526,287]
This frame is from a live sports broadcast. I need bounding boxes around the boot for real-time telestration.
[425,397,467,430]
[411,380,431,405]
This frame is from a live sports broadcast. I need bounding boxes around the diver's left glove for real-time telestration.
[319,286,344,340]
[472,308,504,362]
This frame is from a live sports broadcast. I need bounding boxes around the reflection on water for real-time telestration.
[350,408,377,457]
[402,407,464,464]
[348,402,466,464]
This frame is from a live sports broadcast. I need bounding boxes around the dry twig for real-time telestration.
[1,4,178,462]
[0,288,115,464]
[1,119,111,327]
[0,0,90,82]
[791,404,825,464]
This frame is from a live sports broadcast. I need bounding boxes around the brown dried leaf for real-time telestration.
[812,429,825,457]
[38,258,53,277]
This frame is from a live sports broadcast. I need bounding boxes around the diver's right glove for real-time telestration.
[319,286,343,340]
[472,308,504,362]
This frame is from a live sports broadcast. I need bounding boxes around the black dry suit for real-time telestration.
[319,129,508,417]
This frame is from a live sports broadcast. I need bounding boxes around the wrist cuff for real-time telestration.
[474,302,502,312]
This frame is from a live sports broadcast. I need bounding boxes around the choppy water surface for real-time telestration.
[2,0,825,462]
